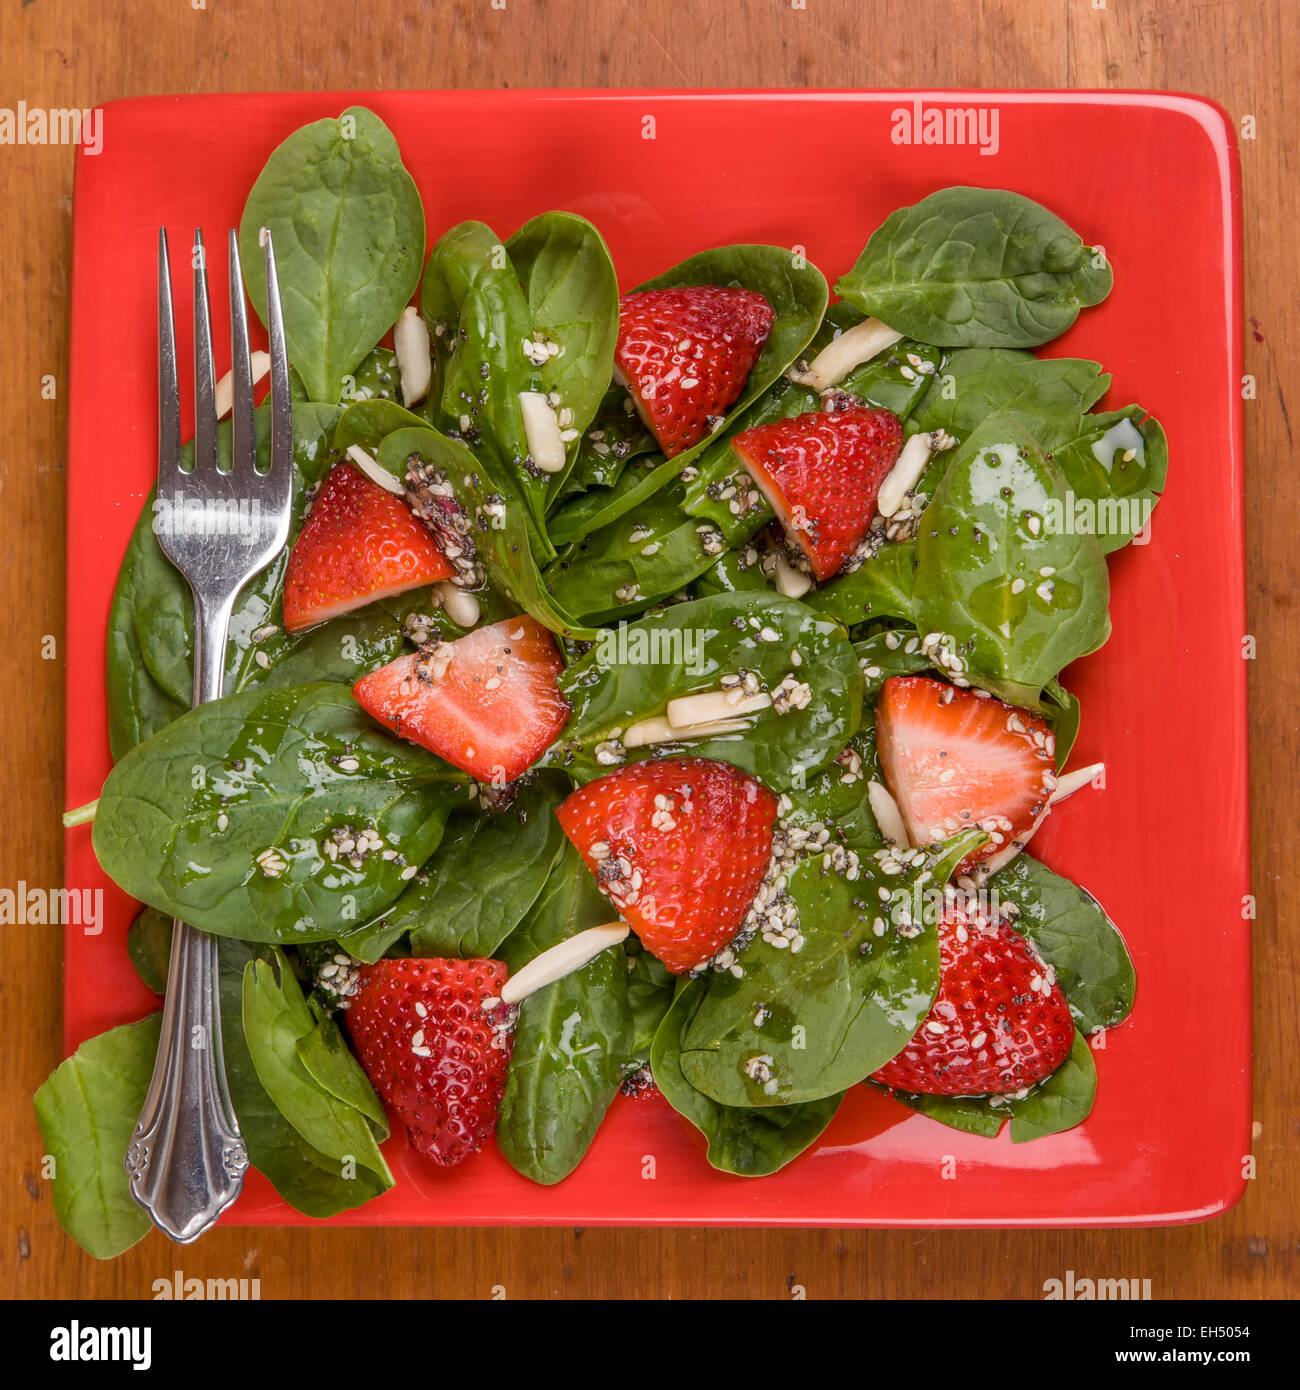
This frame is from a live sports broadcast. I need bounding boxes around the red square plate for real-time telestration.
[64,89,1248,1227]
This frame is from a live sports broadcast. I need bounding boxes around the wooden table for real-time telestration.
[3,0,1293,1300]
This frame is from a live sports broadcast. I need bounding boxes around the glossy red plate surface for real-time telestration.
[64,89,1247,1227]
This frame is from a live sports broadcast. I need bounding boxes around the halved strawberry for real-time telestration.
[614,286,774,457]
[345,957,513,1167]
[556,757,777,973]
[734,406,903,581]
[871,902,1075,1095]
[352,616,569,783]
[282,461,454,633]
[875,675,1057,875]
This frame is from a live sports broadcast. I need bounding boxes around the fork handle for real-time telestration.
[126,589,247,1241]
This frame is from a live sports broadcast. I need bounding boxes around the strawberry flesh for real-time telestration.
[352,616,569,783]
[734,406,903,581]
[875,675,1057,874]
[283,462,453,634]
[346,957,513,1167]
[556,756,777,973]
[614,286,774,458]
[871,902,1075,1095]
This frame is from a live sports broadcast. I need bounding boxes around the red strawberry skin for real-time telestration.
[871,903,1075,1096]
[556,757,777,973]
[283,462,453,633]
[352,616,569,783]
[734,406,903,581]
[614,286,774,458]
[875,675,1057,874]
[346,958,513,1167]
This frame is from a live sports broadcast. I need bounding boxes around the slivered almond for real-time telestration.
[877,432,934,518]
[624,712,755,747]
[519,391,566,472]
[623,715,676,748]
[1048,761,1105,806]
[395,306,432,407]
[867,780,909,845]
[436,581,480,629]
[667,689,771,726]
[774,551,813,598]
[346,445,405,495]
[500,923,630,1004]
[215,350,271,420]
[789,318,903,391]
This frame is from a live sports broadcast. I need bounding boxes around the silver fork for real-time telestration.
[123,226,293,1242]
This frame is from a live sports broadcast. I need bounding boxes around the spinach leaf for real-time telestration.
[406,777,569,958]
[987,854,1135,1033]
[780,727,885,854]
[333,397,430,452]
[295,1008,388,1137]
[680,830,984,1106]
[126,906,173,994]
[544,591,862,791]
[242,950,392,1185]
[908,348,1110,449]
[546,245,828,544]
[93,682,469,942]
[239,107,425,404]
[217,939,387,1216]
[805,541,917,629]
[911,412,1110,691]
[837,187,1112,349]
[496,844,674,1184]
[876,1028,1097,1142]
[33,1014,160,1259]
[376,425,597,639]
[507,212,620,499]
[549,384,657,509]
[1048,406,1168,554]
[652,980,842,1176]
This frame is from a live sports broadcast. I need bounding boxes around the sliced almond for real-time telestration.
[436,581,480,629]
[774,551,813,598]
[346,445,405,495]
[789,318,903,392]
[215,349,271,420]
[867,780,909,846]
[1048,761,1105,806]
[395,306,432,407]
[623,715,676,748]
[877,432,934,518]
[667,689,771,726]
[500,922,630,1005]
[519,391,566,472]
[666,715,752,740]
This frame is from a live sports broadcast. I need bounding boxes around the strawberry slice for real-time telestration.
[614,286,774,457]
[556,757,777,974]
[733,406,903,581]
[875,675,1057,875]
[871,901,1075,1095]
[346,957,514,1167]
[352,616,569,783]
[283,461,453,633]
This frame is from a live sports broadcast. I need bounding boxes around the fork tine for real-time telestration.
[157,229,182,485]
[192,228,220,474]
[261,229,293,496]
[226,230,256,479]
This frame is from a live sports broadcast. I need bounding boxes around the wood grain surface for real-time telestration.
[1,0,1294,1301]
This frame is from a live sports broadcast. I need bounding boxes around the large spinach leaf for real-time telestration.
[93,682,469,942]
[837,187,1112,349]
[652,980,843,1175]
[239,107,425,404]
[33,1014,161,1259]
[911,412,1110,691]
[680,830,984,1106]
[241,950,392,1185]
[875,1027,1096,1142]
[543,591,862,790]
[547,245,828,544]
[496,844,674,1184]
[807,541,917,629]
[987,855,1135,1033]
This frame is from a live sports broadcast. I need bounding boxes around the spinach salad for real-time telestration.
[41,108,1160,1256]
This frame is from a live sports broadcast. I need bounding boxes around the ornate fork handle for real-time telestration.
[126,588,248,1241]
